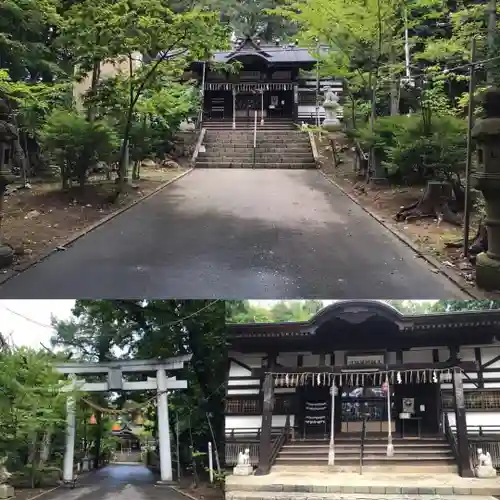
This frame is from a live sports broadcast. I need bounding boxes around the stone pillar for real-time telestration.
[452,367,473,477]
[255,372,275,475]
[472,88,500,291]
[156,368,173,483]
[63,395,76,483]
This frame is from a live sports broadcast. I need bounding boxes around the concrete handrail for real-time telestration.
[308,130,320,168]
[190,127,206,167]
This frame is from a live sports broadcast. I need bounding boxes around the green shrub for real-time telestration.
[40,110,119,189]
[356,113,467,185]
[385,114,467,183]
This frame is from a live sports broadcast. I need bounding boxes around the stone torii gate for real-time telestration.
[56,356,191,484]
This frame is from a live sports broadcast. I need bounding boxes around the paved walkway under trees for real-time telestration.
[0,169,469,298]
[37,466,184,500]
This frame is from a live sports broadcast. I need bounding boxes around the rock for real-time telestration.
[24,209,40,219]
[0,245,14,268]
[162,159,181,169]
[142,159,156,168]
[0,484,14,499]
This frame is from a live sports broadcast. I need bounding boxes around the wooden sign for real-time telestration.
[346,353,385,366]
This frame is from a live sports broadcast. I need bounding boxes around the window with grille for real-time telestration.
[225,398,260,414]
[441,390,500,410]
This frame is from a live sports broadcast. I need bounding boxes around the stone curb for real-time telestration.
[318,169,496,300]
[0,168,193,286]
[166,485,208,500]
[226,484,500,496]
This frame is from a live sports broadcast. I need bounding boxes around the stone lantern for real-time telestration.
[471,88,500,291]
[0,99,17,268]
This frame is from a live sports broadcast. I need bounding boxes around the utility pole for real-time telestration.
[463,37,477,258]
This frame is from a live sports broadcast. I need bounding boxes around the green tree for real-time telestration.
[0,346,68,487]
[52,300,227,471]
[62,0,229,191]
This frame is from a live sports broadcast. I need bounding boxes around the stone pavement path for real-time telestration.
[0,169,471,298]
[37,465,185,500]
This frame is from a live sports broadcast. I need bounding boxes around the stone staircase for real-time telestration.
[274,436,457,472]
[196,119,316,169]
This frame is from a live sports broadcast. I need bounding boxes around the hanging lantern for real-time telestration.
[89,414,97,425]
[112,422,121,431]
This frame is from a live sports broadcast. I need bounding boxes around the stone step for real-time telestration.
[198,154,314,161]
[205,131,305,136]
[279,447,452,455]
[204,144,311,153]
[275,456,455,465]
[226,491,493,499]
[195,162,317,169]
[271,463,459,474]
[203,139,311,148]
[283,442,450,449]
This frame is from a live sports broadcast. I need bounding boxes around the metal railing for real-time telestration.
[225,442,260,466]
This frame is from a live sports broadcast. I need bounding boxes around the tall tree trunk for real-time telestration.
[39,428,53,466]
[487,0,497,84]
[389,46,399,116]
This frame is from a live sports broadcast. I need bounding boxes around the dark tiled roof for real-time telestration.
[212,46,316,64]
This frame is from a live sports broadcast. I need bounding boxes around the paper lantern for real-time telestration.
[89,414,97,425]
[112,422,121,431]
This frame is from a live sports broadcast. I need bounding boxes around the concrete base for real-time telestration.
[233,465,254,476]
[0,245,13,268]
[156,480,177,486]
[475,252,500,291]
[0,485,14,499]
[322,120,341,132]
[226,471,500,496]
[475,466,497,478]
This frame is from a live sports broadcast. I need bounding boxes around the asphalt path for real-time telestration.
[36,465,182,500]
[0,169,469,299]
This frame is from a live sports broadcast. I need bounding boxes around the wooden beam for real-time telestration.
[432,349,439,363]
[475,348,484,388]
[482,353,500,369]
[250,360,476,377]
[229,357,254,373]
[452,367,473,477]
[297,354,303,367]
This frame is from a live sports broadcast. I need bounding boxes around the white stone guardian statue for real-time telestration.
[0,457,14,499]
[475,448,497,478]
[233,448,253,475]
[322,87,341,131]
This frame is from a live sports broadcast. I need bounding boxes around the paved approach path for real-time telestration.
[37,465,182,500]
[0,169,470,298]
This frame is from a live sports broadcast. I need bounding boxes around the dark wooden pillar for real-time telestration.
[255,371,275,475]
[452,367,473,477]
[474,348,484,388]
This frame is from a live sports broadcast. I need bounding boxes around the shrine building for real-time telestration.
[224,300,500,477]
[188,37,343,125]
